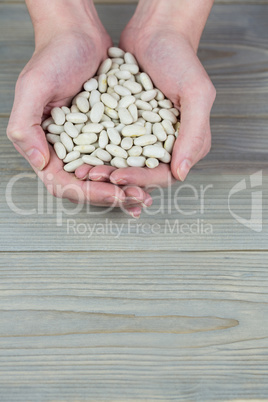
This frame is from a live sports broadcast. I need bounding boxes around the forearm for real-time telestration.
[25,0,100,46]
[134,0,214,51]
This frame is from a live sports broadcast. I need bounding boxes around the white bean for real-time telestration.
[159,149,171,163]
[128,146,142,157]
[47,124,64,134]
[114,85,131,97]
[82,155,104,166]
[145,122,152,135]
[134,135,157,146]
[115,70,132,80]
[108,47,125,58]
[124,52,138,65]
[119,95,136,108]
[63,151,81,163]
[51,107,65,126]
[121,124,146,137]
[42,117,54,131]
[84,78,98,92]
[135,100,152,111]
[105,107,119,120]
[82,123,103,133]
[110,92,120,101]
[142,145,165,159]
[146,158,159,169]
[97,58,112,75]
[46,133,60,145]
[54,142,66,160]
[107,74,118,89]
[128,104,138,122]
[76,97,90,113]
[74,133,98,145]
[90,101,104,123]
[107,127,121,145]
[153,123,167,141]
[106,144,128,159]
[96,149,112,162]
[70,105,79,113]
[162,119,175,135]
[141,90,157,102]
[156,89,165,101]
[164,135,176,154]
[158,99,173,109]
[159,109,177,124]
[127,156,146,167]
[118,107,133,125]
[140,73,154,91]
[142,111,161,123]
[121,137,133,150]
[89,89,101,107]
[64,122,79,138]
[123,80,142,94]
[170,107,180,117]
[111,57,125,65]
[66,113,88,124]
[150,99,158,109]
[107,68,120,77]
[98,74,107,93]
[120,64,139,74]
[111,157,128,168]
[60,132,73,153]
[101,121,115,129]
[101,93,118,109]
[64,158,84,172]
[73,145,95,153]
[74,123,84,133]
[99,130,109,149]
[61,106,71,115]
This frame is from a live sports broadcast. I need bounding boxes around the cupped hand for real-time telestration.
[6,26,151,216]
[108,21,216,188]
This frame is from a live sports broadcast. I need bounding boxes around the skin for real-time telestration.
[7,0,215,218]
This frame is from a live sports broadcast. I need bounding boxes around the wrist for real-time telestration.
[26,0,101,47]
[133,0,214,51]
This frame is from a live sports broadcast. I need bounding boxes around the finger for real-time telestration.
[110,163,175,189]
[33,145,126,207]
[171,86,216,181]
[125,206,143,219]
[88,165,117,182]
[123,186,153,208]
[75,164,94,180]
[7,72,50,171]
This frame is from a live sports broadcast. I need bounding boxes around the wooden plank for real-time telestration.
[0,251,268,401]
[0,114,267,252]
[1,4,268,117]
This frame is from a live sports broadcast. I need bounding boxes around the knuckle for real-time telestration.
[6,124,24,143]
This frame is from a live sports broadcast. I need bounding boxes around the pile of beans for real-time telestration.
[43,47,180,172]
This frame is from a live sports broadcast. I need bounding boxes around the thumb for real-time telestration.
[7,72,50,171]
[171,99,213,182]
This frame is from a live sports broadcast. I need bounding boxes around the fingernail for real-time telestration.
[128,211,141,219]
[26,148,46,171]
[113,178,128,185]
[89,175,104,181]
[177,159,191,181]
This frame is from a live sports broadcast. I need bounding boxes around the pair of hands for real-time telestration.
[7,3,216,218]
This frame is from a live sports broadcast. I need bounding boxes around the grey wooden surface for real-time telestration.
[0,2,268,402]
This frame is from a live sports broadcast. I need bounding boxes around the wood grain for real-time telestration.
[0,251,268,401]
[0,1,268,401]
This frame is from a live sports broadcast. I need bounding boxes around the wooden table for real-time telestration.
[0,0,267,400]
